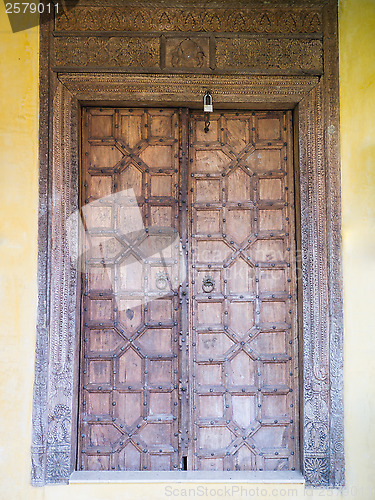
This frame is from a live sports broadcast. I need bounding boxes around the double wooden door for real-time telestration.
[78,107,299,472]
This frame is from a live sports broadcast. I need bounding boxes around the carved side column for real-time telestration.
[32,81,79,485]
[323,0,345,487]
[299,80,331,487]
[31,11,53,486]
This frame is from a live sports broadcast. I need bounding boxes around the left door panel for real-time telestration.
[78,108,182,471]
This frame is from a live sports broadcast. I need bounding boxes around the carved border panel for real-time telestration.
[55,6,324,33]
[58,73,319,103]
[52,35,323,74]
[32,0,344,489]
[51,2,325,75]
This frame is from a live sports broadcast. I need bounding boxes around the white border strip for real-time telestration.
[70,471,305,484]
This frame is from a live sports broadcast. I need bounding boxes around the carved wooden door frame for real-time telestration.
[32,0,344,488]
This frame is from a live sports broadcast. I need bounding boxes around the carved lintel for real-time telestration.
[53,34,323,74]
[55,6,323,34]
[58,73,320,104]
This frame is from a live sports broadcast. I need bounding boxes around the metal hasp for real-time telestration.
[203,90,213,133]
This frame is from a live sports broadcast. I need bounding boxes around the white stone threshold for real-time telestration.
[70,471,305,484]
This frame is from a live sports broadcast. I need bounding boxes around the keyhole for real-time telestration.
[182,456,188,470]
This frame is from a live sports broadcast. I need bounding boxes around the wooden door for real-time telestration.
[189,111,299,472]
[78,108,182,471]
[78,108,299,472]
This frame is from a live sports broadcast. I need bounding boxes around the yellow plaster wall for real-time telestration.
[339,0,375,497]
[0,0,374,499]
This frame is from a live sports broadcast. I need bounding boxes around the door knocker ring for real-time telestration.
[202,275,215,293]
[156,271,169,290]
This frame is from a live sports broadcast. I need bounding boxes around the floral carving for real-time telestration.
[215,38,323,72]
[47,404,71,446]
[54,36,160,68]
[46,452,70,481]
[304,457,329,485]
[305,422,329,453]
[54,35,322,73]
[55,7,322,34]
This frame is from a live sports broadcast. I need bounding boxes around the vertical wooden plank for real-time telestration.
[178,108,191,468]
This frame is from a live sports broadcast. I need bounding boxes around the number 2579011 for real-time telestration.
[6,2,59,14]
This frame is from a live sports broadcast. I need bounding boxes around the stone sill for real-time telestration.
[70,471,305,484]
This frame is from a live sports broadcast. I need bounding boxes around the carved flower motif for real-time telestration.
[304,457,329,485]
[46,452,70,480]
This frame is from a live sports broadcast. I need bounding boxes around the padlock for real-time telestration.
[203,91,213,113]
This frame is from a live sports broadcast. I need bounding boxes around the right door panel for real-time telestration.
[189,111,299,472]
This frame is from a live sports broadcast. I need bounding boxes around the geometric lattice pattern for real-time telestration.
[189,111,299,472]
[78,108,299,472]
[79,108,181,471]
